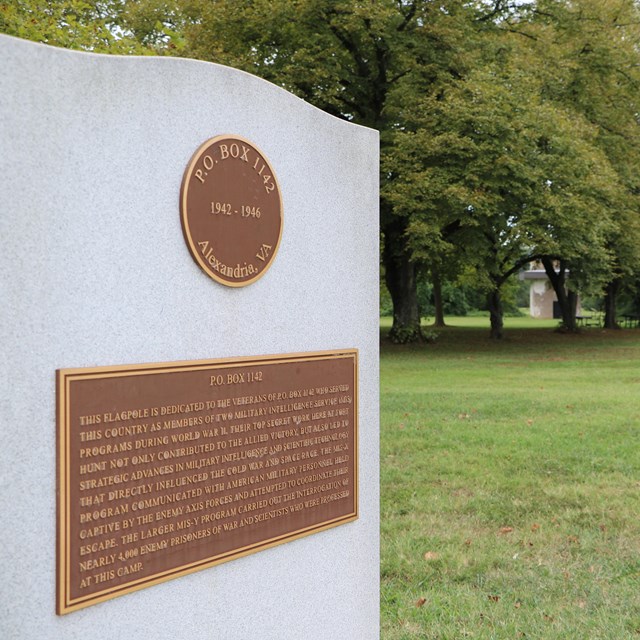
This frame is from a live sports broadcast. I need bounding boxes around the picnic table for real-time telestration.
[576,314,594,327]
[622,314,640,328]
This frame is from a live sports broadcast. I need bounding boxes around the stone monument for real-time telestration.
[0,35,379,639]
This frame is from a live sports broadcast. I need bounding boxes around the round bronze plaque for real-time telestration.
[180,135,283,287]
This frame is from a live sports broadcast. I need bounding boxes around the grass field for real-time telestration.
[380,318,640,639]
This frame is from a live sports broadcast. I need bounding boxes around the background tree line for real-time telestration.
[4,0,640,340]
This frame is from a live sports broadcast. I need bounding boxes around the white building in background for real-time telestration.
[519,264,582,319]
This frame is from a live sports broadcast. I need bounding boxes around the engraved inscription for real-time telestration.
[180,135,283,287]
[57,351,357,614]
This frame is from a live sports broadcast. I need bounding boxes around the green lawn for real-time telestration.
[380,319,640,639]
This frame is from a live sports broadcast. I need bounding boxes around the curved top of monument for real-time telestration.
[0,33,376,136]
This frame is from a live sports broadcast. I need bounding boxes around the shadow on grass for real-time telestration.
[380,318,640,359]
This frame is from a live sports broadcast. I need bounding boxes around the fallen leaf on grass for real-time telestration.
[488,595,500,602]
[423,551,439,561]
[514,601,522,609]
[526,419,534,426]
[499,526,514,535]
[531,523,540,532]
[415,597,426,608]
[464,539,472,546]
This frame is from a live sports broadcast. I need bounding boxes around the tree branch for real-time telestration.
[397,1,417,32]
[327,22,369,80]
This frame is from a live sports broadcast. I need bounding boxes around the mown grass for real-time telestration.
[381,319,640,639]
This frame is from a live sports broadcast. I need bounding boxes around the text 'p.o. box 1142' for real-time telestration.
[57,350,358,614]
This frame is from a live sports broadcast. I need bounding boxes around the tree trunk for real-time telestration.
[487,286,504,340]
[383,220,422,343]
[431,266,446,328]
[603,278,621,329]
[567,288,579,324]
[542,258,578,332]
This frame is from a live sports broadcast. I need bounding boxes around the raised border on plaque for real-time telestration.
[57,350,358,614]
[179,134,284,288]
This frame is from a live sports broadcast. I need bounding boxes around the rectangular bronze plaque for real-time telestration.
[57,350,358,614]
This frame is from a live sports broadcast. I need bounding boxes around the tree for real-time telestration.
[386,32,621,337]
[0,0,189,53]
[505,0,640,329]
[1,1,135,52]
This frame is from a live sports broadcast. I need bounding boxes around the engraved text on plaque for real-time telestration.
[57,350,357,614]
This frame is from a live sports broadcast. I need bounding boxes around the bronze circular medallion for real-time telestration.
[180,135,283,287]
